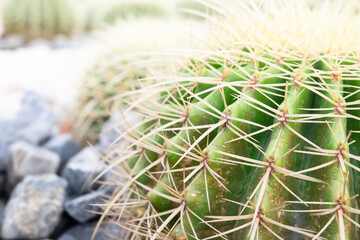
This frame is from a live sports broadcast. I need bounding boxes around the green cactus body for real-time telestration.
[343,57,360,239]
[94,1,360,240]
[3,0,74,41]
[146,63,258,215]
[234,67,316,239]
[173,65,289,239]
[301,60,352,240]
[165,63,257,169]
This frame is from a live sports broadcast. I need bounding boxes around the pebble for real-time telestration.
[1,174,67,239]
[58,222,128,240]
[14,91,58,145]
[0,35,24,49]
[0,199,5,236]
[61,147,105,195]
[64,189,106,223]
[48,214,77,240]
[0,92,58,171]
[0,119,17,171]
[0,173,5,194]
[44,133,80,168]
[7,141,60,189]
[98,110,142,151]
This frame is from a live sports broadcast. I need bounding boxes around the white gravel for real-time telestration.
[0,39,99,120]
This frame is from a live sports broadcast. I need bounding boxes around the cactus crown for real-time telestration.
[94,0,360,239]
[2,0,75,41]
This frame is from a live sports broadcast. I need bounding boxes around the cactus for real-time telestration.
[103,2,166,25]
[72,18,201,145]
[72,56,146,144]
[176,0,208,19]
[94,0,360,239]
[2,0,74,41]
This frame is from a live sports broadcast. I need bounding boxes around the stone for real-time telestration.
[0,35,24,49]
[0,92,58,171]
[98,110,142,151]
[64,189,107,223]
[7,141,60,189]
[14,91,58,145]
[0,173,5,194]
[48,214,77,240]
[44,134,80,168]
[1,174,67,239]
[61,147,105,195]
[0,199,5,236]
[0,119,17,171]
[58,222,128,240]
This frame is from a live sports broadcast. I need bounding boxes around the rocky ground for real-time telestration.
[0,35,111,239]
[0,91,140,239]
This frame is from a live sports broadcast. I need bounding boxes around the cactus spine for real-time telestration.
[95,1,360,239]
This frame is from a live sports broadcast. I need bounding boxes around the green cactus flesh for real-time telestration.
[3,0,74,41]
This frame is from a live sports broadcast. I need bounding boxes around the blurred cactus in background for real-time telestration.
[71,18,205,145]
[177,0,208,19]
[72,56,145,145]
[74,0,207,33]
[103,2,166,25]
[2,0,75,41]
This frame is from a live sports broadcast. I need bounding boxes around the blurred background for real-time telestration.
[0,0,210,239]
[0,0,208,118]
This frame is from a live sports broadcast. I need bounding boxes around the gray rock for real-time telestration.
[0,92,58,171]
[0,119,17,171]
[48,214,76,239]
[44,134,80,168]
[0,199,5,236]
[61,147,105,195]
[1,174,67,239]
[98,110,142,151]
[65,189,107,223]
[7,141,60,189]
[58,222,128,240]
[0,173,5,194]
[15,91,58,145]
[0,35,24,49]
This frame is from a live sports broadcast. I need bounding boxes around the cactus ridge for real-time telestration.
[94,1,360,239]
